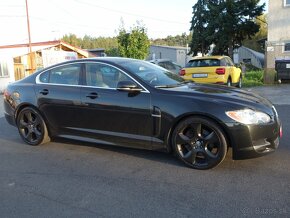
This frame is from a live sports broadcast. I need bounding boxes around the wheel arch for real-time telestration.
[165,113,232,153]
[15,103,52,137]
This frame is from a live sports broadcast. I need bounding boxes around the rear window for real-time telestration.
[186,59,220,67]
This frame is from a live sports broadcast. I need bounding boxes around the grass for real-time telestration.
[243,70,264,87]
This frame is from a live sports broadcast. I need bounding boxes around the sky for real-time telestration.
[0,0,268,46]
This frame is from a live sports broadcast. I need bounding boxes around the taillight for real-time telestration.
[179,69,186,76]
[216,68,225,75]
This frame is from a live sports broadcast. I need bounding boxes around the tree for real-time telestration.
[189,0,212,56]
[62,34,82,47]
[151,33,192,47]
[242,14,268,52]
[61,34,119,54]
[117,22,150,59]
[189,0,265,58]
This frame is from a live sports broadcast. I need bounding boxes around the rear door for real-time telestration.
[35,63,82,133]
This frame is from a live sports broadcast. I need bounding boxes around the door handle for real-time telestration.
[86,92,98,99]
[39,89,49,95]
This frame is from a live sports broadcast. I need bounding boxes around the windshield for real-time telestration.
[186,59,220,67]
[119,59,185,87]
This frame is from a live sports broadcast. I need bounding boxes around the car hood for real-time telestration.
[164,83,273,109]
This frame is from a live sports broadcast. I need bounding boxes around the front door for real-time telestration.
[78,62,152,149]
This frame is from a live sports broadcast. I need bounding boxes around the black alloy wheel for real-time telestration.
[17,107,50,145]
[172,117,227,170]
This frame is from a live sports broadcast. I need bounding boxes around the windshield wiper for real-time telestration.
[155,84,178,88]
[178,81,193,85]
[155,81,193,89]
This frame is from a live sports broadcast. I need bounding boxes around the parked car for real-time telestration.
[180,56,242,87]
[3,57,281,170]
[149,59,182,74]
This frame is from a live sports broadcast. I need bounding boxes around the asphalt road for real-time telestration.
[0,86,289,218]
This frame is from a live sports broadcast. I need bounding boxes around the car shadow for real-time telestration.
[0,116,185,167]
[53,136,185,168]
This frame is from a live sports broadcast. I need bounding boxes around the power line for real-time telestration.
[74,0,189,25]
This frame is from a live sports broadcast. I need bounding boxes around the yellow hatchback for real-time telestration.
[180,56,242,88]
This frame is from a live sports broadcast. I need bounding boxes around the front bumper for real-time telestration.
[5,112,16,126]
[225,119,281,160]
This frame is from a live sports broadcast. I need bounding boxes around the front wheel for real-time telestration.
[172,117,228,170]
[17,107,50,145]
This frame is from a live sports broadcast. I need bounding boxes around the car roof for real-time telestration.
[149,59,173,63]
[190,56,229,61]
[44,57,140,68]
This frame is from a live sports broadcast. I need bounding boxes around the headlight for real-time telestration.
[226,109,271,125]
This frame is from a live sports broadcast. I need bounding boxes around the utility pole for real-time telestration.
[25,0,33,73]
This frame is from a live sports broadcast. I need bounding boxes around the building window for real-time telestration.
[285,43,290,52]
[0,62,9,77]
[285,0,290,6]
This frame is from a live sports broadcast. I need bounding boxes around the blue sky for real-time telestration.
[0,0,268,46]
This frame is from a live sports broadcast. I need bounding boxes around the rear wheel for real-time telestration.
[17,107,50,145]
[236,76,242,88]
[227,78,232,87]
[172,117,228,170]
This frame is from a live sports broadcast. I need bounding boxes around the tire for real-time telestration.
[236,76,242,88]
[227,78,232,87]
[172,117,228,170]
[17,107,50,146]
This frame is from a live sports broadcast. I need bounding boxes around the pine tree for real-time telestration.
[190,0,265,58]
[189,0,212,56]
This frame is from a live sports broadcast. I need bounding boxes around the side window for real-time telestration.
[220,59,227,66]
[49,64,81,85]
[158,62,166,68]
[284,42,290,52]
[85,63,133,88]
[226,57,234,66]
[39,71,49,83]
[164,61,175,70]
[0,61,9,77]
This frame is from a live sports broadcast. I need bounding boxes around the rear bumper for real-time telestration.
[225,119,281,160]
[183,76,227,84]
[3,97,16,126]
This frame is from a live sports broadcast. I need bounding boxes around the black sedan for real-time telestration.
[3,57,282,170]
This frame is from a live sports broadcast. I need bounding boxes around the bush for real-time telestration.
[243,70,264,87]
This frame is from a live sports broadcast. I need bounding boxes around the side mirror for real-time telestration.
[117,81,143,92]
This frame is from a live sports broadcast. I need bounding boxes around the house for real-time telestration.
[147,45,192,67]
[0,40,91,92]
[234,46,265,69]
[87,48,106,57]
[266,0,290,70]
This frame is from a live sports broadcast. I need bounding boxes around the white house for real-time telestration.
[0,40,90,92]
[266,0,290,69]
[148,45,192,67]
